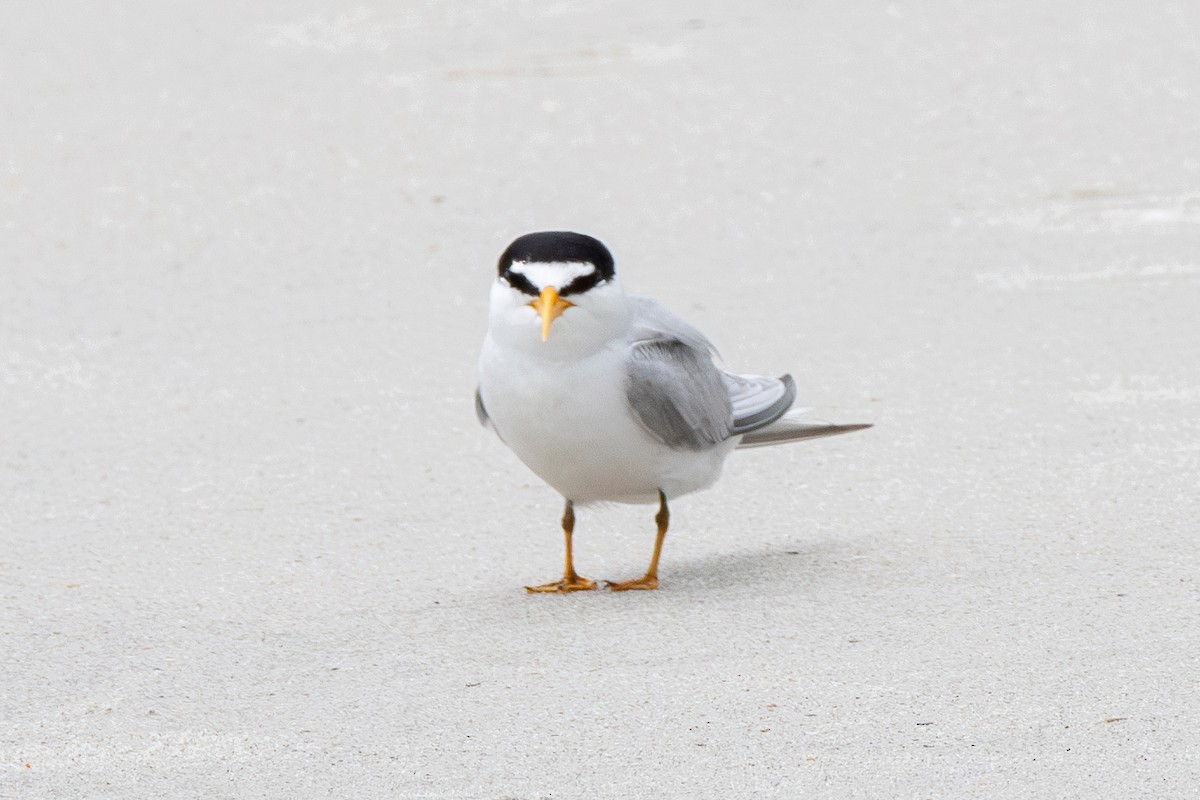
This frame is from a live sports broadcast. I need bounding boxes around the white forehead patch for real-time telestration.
[509,260,594,290]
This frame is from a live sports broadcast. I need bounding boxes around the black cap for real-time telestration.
[498,231,615,278]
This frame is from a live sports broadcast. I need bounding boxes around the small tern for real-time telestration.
[476,231,870,592]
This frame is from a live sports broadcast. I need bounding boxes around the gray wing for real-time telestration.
[624,296,799,448]
[625,338,732,451]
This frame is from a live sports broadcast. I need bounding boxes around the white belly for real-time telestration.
[478,338,733,505]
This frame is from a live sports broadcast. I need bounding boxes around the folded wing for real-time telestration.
[624,295,871,451]
[625,338,732,451]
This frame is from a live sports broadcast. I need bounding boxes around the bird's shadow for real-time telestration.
[658,537,866,596]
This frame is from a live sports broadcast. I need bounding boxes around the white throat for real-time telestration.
[487,277,632,360]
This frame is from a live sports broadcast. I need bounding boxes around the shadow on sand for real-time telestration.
[654,536,869,596]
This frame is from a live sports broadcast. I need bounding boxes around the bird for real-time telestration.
[475,231,870,593]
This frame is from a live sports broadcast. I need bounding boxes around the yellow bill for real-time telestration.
[530,286,574,341]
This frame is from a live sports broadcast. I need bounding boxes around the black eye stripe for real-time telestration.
[502,263,606,298]
[502,270,539,297]
[559,271,606,297]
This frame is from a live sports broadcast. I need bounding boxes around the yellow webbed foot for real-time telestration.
[605,575,659,592]
[525,576,597,594]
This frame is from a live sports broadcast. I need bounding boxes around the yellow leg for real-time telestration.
[525,501,597,593]
[607,491,669,592]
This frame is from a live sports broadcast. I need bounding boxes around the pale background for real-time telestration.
[3,2,1199,798]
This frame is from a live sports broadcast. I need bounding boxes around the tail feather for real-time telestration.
[736,409,872,449]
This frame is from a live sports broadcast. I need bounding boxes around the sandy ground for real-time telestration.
[3,2,1200,797]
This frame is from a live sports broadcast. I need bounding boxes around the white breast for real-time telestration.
[477,336,734,505]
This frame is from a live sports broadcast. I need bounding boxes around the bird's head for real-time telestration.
[489,231,630,353]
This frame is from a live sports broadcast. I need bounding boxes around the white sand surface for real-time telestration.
[3,2,1199,797]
